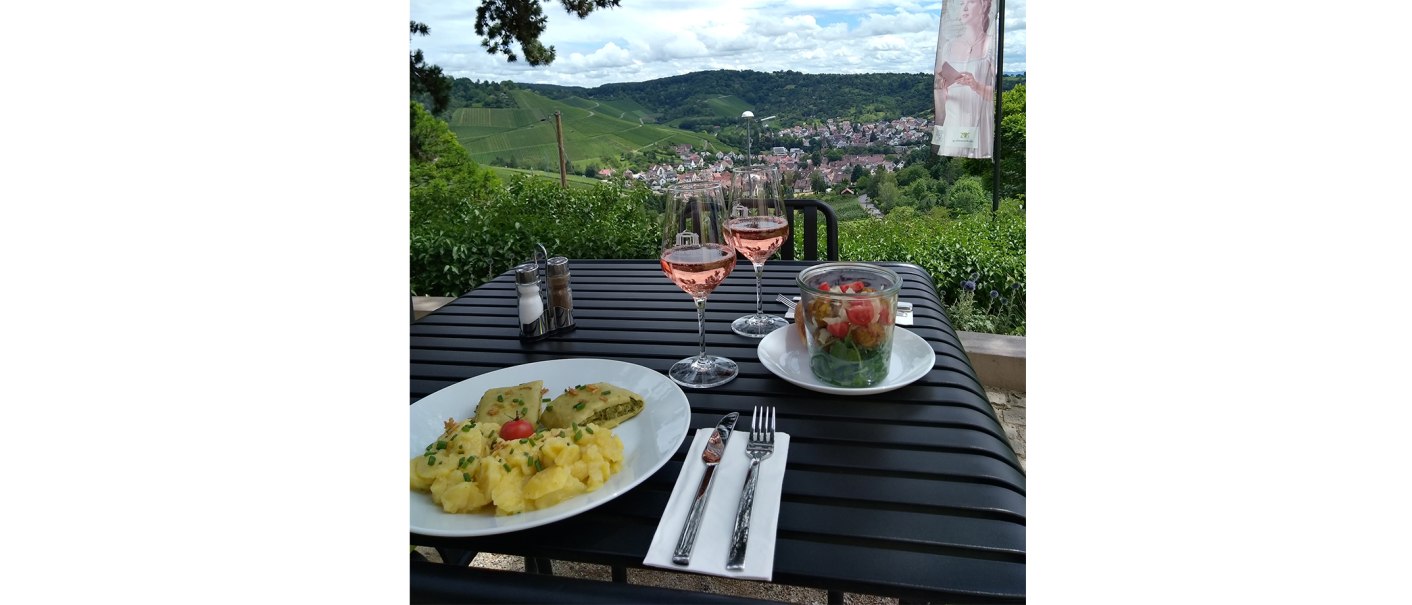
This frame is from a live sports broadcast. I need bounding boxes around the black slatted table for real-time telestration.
[411,259,1026,604]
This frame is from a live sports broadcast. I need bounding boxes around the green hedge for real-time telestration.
[828,200,1026,335]
[411,176,659,296]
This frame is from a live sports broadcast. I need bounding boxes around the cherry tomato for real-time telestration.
[499,416,534,440]
[846,281,866,293]
[826,320,851,339]
[846,300,876,325]
[818,281,832,292]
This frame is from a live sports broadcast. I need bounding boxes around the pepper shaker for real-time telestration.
[515,262,549,340]
[545,256,576,333]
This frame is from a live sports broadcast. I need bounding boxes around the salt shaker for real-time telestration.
[515,262,549,340]
[545,256,576,332]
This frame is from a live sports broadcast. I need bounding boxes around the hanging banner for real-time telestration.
[932,0,999,159]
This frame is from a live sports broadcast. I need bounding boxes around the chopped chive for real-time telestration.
[502,463,511,472]
[573,430,583,442]
[603,391,612,395]
[424,444,434,453]
[435,440,447,450]
[461,424,473,432]
[574,402,586,410]
[496,395,504,402]
[462,472,472,482]
[585,426,594,434]
[426,455,436,465]
[519,438,528,444]
[542,398,550,403]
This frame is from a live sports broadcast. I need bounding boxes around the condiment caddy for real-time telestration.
[514,244,576,341]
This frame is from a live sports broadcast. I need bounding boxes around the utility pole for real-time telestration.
[554,111,567,189]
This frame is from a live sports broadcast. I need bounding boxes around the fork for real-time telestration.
[775,294,796,311]
[726,405,776,571]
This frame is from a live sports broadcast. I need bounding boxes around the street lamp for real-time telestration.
[741,112,777,167]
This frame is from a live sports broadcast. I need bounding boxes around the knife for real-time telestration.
[672,412,739,565]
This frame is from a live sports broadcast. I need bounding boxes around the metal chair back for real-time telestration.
[781,198,839,261]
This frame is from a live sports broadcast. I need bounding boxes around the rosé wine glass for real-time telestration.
[660,181,738,388]
[725,165,790,338]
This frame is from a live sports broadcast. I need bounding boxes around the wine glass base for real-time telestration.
[668,355,738,389]
[731,314,790,338]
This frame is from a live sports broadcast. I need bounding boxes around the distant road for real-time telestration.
[858,194,883,218]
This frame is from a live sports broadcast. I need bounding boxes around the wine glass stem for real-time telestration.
[694,296,709,363]
[753,263,764,315]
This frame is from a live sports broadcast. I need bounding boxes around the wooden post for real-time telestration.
[554,111,568,189]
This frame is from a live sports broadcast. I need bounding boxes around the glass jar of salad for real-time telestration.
[796,263,902,388]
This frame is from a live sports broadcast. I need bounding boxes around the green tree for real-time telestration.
[410,22,452,113]
[851,164,866,182]
[876,171,900,212]
[946,175,988,215]
[474,1,623,65]
[997,84,1026,199]
[810,171,828,193]
[895,164,929,187]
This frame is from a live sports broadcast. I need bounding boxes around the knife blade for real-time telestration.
[672,412,739,565]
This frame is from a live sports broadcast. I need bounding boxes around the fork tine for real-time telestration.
[769,406,776,444]
[753,404,761,440]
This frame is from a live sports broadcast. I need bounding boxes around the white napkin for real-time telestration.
[643,427,791,581]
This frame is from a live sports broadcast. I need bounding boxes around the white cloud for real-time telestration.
[409,0,1026,86]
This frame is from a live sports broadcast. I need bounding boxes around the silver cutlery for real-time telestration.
[673,412,739,565]
[726,405,776,571]
[777,295,914,325]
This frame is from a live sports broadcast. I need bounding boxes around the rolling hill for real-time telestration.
[445,88,735,172]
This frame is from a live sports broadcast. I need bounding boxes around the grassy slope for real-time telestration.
[488,166,602,190]
[448,90,736,170]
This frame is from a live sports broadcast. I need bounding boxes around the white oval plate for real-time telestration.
[410,358,690,537]
[757,326,934,395]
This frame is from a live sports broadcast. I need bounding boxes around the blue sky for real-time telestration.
[410,0,1026,88]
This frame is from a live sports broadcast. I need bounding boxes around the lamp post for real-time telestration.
[741,111,777,167]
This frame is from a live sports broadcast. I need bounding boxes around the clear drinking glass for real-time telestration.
[796,263,902,388]
[659,181,739,388]
[725,165,790,338]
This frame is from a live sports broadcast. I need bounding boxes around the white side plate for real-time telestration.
[758,326,934,395]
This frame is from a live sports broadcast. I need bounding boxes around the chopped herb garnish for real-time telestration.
[519,438,528,444]
[496,395,504,402]
[424,444,434,453]
[461,424,474,432]
[574,402,586,410]
[462,472,471,482]
[585,426,595,434]
[603,391,612,395]
[426,455,436,465]
[542,398,551,403]
[573,430,583,442]
[533,458,544,471]
[502,463,511,472]
[435,440,448,450]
